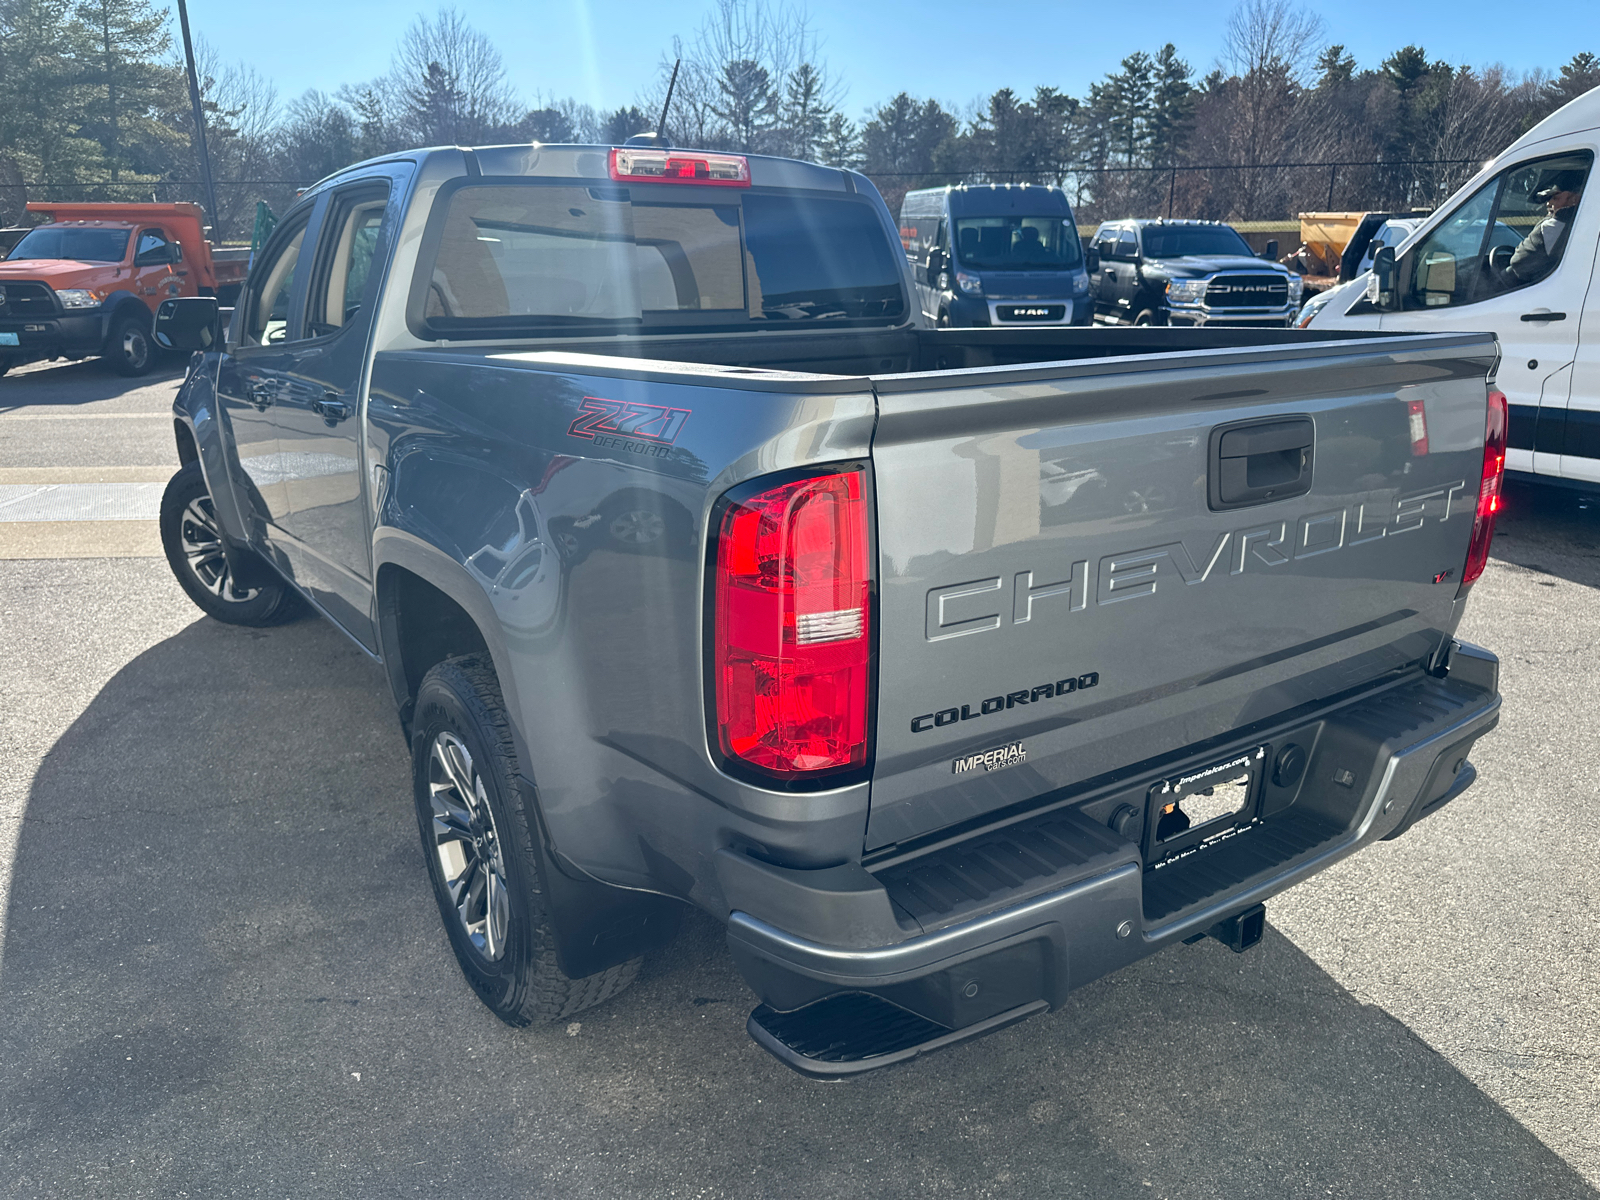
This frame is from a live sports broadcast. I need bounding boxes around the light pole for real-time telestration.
[176,0,221,235]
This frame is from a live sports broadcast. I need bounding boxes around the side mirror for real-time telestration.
[1085,246,1100,273]
[1263,239,1279,261]
[154,296,221,352]
[1366,245,1397,309]
[925,247,947,277]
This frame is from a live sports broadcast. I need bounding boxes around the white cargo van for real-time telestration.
[1302,86,1599,489]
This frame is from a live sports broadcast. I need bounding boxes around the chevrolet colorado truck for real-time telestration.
[153,143,1505,1077]
[0,202,248,377]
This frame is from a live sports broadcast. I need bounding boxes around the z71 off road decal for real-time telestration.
[568,398,691,446]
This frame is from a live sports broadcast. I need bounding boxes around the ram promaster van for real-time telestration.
[899,184,1090,327]
[1302,86,1599,491]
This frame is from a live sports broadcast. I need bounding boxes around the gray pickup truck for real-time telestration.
[153,142,1507,1078]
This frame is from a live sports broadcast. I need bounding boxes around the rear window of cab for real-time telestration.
[410,180,907,337]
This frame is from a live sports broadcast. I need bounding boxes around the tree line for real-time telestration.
[2,0,1597,239]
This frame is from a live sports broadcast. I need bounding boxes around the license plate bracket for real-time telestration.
[1144,746,1266,866]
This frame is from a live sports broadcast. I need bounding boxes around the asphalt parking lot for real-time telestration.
[1,357,1597,1199]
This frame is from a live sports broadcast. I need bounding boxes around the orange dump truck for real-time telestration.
[0,202,249,377]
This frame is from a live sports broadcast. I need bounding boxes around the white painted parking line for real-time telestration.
[0,411,168,420]
[0,482,164,521]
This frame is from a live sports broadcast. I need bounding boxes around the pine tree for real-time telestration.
[1548,53,1600,107]
[74,0,174,182]
[1148,44,1194,167]
[711,58,778,151]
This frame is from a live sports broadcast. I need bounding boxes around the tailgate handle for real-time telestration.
[1209,416,1314,511]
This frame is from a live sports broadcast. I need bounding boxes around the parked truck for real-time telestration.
[1089,218,1303,326]
[0,201,248,377]
[152,142,1505,1077]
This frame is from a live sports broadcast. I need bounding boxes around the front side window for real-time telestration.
[418,183,905,336]
[9,225,130,263]
[951,215,1081,270]
[244,218,309,346]
[136,230,169,259]
[1116,230,1139,260]
[1407,151,1592,309]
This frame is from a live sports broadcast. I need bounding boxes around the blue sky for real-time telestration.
[191,0,1599,117]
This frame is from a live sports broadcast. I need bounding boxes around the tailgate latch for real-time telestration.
[1208,416,1314,511]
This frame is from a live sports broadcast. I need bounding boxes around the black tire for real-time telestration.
[412,655,641,1025]
[159,462,301,625]
[1132,307,1165,327]
[106,309,154,376]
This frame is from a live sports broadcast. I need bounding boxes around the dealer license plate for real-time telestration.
[1148,746,1266,855]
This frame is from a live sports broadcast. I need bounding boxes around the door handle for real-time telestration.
[1209,417,1315,510]
[246,379,274,410]
[1520,311,1566,322]
[312,394,353,424]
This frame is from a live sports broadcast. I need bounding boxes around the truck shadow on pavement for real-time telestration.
[0,612,1592,1199]
[0,356,185,411]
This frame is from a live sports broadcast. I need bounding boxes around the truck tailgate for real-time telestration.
[865,333,1497,850]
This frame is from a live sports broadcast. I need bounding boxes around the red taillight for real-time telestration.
[1462,388,1508,586]
[609,147,750,187]
[713,469,872,779]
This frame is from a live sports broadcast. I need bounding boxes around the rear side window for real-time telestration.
[416,182,905,336]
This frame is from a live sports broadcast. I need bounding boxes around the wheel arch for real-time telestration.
[373,542,513,739]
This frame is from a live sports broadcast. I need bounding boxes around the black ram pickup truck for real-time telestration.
[1089,218,1303,327]
[152,142,1504,1077]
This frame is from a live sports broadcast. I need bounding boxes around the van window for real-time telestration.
[952,215,1082,270]
[1406,150,1592,310]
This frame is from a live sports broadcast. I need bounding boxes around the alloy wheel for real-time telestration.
[178,496,259,601]
[428,731,511,962]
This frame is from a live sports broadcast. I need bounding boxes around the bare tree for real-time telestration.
[1188,0,1325,218]
[639,0,842,156]
[390,7,517,145]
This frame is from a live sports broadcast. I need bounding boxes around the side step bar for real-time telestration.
[748,993,1048,1079]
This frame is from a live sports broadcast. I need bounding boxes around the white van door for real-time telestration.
[1377,148,1595,479]
[1557,235,1600,483]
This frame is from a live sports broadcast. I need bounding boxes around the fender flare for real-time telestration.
[99,292,153,345]
[372,525,682,977]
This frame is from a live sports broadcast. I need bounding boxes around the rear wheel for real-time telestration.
[106,310,154,376]
[412,655,641,1025]
[159,462,301,625]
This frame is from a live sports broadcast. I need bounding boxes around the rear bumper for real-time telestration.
[724,641,1501,1074]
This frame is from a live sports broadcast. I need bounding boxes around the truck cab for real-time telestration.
[1090,218,1302,327]
[0,202,239,377]
[899,184,1091,327]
